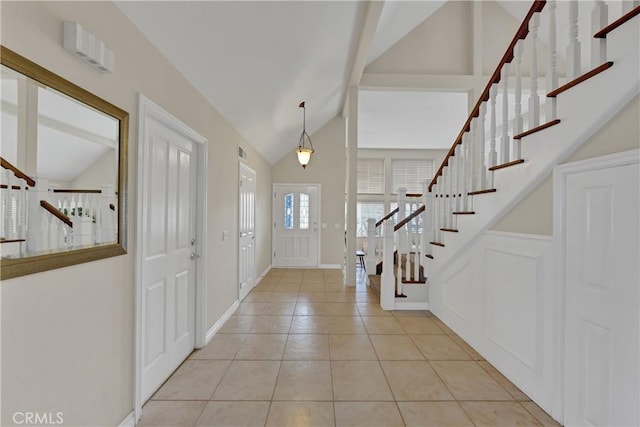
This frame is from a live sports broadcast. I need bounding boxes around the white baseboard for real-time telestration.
[394,301,430,311]
[118,411,135,427]
[257,265,272,279]
[319,264,341,269]
[205,300,240,345]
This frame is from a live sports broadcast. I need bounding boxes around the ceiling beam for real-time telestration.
[340,0,385,117]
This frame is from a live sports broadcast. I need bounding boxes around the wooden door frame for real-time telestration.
[133,95,208,422]
[553,148,639,423]
[238,161,256,301]
[272,183,321,268]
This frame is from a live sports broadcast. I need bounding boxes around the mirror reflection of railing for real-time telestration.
[0,46,128,279]
[0,157,118,258]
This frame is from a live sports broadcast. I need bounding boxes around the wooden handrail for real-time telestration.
[376,207,399,228]
[429,0,546,192]
[394,204,426,232]
[40,200,73,227]
[0,156,36,187]
[53,189,102,194]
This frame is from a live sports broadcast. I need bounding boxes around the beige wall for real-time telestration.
[71,149,117,189]
[492,95,640,235]
[0,2,271,425]
[366,1,473,75]
[272,117,346,266]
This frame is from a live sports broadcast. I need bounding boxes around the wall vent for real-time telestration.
[63,22,114,73]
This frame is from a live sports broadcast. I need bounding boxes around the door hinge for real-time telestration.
[273,251,276,258]
[274,192,276,199]
[274,221,276,228]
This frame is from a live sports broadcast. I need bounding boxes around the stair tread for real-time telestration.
[468,188,497,196]
[547,62,613,98]
[513,119,561,140]
[489,159,525,171]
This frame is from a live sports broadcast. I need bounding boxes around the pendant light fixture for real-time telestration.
[296,101,314,169]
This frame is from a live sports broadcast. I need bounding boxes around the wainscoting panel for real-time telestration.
[430,231,557,418]
[484,247,541,373]
[441,261,477,324]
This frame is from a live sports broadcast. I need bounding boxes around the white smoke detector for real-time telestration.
[63,21,114,73]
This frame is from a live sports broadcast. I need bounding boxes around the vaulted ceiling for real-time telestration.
[116,1,533,164]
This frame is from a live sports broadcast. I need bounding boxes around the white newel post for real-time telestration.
[431,183,439,243]
[397,187,408,252]
[567,1,581,80]
[422,184,432,261]
[366,218,377,273]
[26,177,50,254]
[72,216,93,247]
[380,220,395,310]
[99,184,117,243]
[546,0,559,122]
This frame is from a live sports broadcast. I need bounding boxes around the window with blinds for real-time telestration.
[357,158,384,194]
[391,159,434,194]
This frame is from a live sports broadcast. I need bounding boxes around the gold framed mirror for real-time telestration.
[0,46,128,279]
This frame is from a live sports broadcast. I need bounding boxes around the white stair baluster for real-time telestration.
[500,64,511,164]
[591,1,608,68]
[443,165,451,230]
[488,84,498,188]
[450,151,459,231]
[462,135,471,211]
[431,184,439,243]
[547,0,559,122]
[567,1,581,80]
[477,103,488,191]
[469,120,478,192]
[529,12,541,130]
[514,40,524,159]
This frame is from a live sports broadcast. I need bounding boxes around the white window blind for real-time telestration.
[391,159,434,194]
[357,158,384,194]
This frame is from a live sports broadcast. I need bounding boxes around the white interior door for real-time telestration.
[563,161,639,426]
[273,184,319,267]
[239,162,256,301]
[140,115,198,403]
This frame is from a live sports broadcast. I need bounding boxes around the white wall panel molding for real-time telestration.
[430,230,558,420]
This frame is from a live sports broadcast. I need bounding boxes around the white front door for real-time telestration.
[239,162,256,301]
[273,184,319,267]
[563,161,639,426]
[139,115,198,403]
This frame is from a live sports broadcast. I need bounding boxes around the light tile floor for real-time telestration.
[138,268,560,427]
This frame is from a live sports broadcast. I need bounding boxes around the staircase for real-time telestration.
[426,1,639,277]
[367,1,640,311]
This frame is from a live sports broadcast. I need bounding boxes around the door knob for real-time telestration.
[190,253,200,260]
